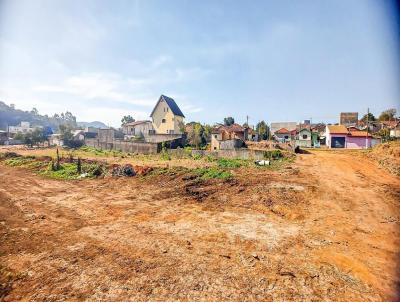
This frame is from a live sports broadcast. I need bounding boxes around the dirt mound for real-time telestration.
[110,164,153,177]
[367,141,400,175]
[0,152,21,159]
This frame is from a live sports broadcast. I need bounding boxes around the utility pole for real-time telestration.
[366,108,369,149]
[246,115,249,127]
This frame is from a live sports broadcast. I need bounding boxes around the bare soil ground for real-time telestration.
[0,149,399,301]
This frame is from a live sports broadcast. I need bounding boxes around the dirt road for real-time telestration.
[0,150,399,301]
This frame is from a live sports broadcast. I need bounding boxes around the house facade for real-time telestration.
[325,125,348,148]
[346,131,373,149]
[326,125,374,149]
[270,122,297,135]
[274,128,291,142]
[296,128,312,147]
[211,124,246,150]
[8,121,39,134]
[122,120,154,137]
[150,95,185,134]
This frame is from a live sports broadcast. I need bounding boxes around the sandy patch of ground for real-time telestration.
[0,149,399,301]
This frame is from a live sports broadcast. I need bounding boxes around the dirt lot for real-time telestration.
[0,149,399,301]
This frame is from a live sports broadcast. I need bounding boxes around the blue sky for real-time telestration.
[0,0,399,127]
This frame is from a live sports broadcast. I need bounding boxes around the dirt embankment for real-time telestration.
[0,150,399,301]
[366,141,400,176]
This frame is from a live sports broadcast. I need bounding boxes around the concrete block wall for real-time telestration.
[191,149,265,160]
[85,138,159,154]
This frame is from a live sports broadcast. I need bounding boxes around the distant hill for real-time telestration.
[77,121,108,129]
[0,101,77,131]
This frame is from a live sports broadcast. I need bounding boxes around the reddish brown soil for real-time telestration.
[0,150,399,301]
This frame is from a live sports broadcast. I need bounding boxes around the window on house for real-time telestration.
[302,134,307,139]
[162,119,166,123]
[169,130,174,134]
[214,147,217,150]
[284,135,289,139]
[214,135,217,138]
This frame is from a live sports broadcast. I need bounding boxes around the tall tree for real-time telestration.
[256,120,270,140]
[121,115,135,125]
[360,113,376,123]
[223,117,235,126]
[378,108,396,121]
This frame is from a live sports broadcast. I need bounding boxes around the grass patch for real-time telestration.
[40,162,105,180]
[4,157,35,167]
[79,146,125,158]
[217,158,246,168]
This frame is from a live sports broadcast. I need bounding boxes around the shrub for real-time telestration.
[217,158,243,168]
[264,150,283,160]
[191,153,202,160]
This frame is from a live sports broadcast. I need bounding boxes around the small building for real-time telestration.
[150,95,185,134]
[296,128,312,147]
[274,128,291,142]
[325,125,348,148]
[122,120,154,137]
[72,130,85,141]
[390,122,400,138]
[340,112,358,126]
[346,131,373,149]
[8,121,39,134]
[270,122,297,135]
[48,134,64,146]
[85,126,99,134]
[326,125,375,149]
[211,124,246,150]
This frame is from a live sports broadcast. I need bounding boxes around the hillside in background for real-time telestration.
[77,121,108,129]
[0,101,77,131]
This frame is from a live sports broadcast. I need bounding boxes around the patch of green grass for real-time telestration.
[194,167,232,180]
[191,153,202,160]
[40,162,105,180]
[4,157,35,167]
[217,158,246,168]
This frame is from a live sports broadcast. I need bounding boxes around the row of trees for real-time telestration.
[184,118,270,148]
[0,101,78,130]
[360,108,397,123]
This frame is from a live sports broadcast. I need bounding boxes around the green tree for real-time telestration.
[256,120,270,140]
[178,120,186,133]
[378,109,396,121]
[202,124,212,143]
[59,124,73,142]
[187,123,206,148]
[223,117,235,126]
[31,128,46,146]
[360,113,376,123]
[121,115,135,125]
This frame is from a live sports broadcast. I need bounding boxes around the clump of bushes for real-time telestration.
[264,150,283,160]
[217,158,244,168]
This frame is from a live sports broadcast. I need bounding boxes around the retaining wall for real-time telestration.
[85,138,159,154]
[191,148,265,160]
